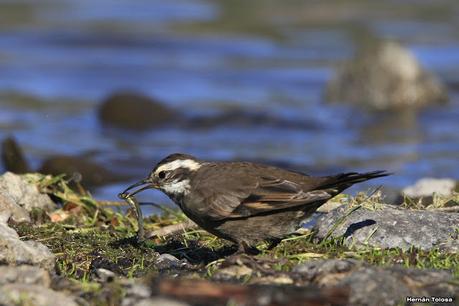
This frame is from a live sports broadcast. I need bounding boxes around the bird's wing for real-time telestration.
[198,175,334,221]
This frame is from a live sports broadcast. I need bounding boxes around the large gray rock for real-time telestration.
[0,284,78,306]
[0,265,50,286]
[326,40,447,110]
[0,193,30,223]
[0,172,56,213]
[293,259,458,306]
[0,265,78,306]
[0,172,56,269]
[314,204,459,252]
[0,212,55,270]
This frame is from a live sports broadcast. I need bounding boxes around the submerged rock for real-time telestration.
[39,155,125,188]
[0,137,128,189]
[326,40,448,110]
[314,204,459,252]
[293,259,458,306]
[1,136,30,174]
[98,91,176,130]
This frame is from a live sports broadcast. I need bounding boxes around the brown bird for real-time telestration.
[121,153,389,254]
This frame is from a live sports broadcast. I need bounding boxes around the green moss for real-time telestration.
[15,222,158,280]
[270,235,459,278]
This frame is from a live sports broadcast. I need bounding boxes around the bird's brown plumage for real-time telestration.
[176,160,388,252]
[124,154,390,254]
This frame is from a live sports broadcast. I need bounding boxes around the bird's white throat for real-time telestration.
[161,179,191,196]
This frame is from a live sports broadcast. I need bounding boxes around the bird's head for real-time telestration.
[119,153,202,198]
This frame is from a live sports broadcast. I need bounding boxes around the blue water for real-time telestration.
[1,0,458,207]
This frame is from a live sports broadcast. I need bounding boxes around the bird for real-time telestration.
[120,153,389,254]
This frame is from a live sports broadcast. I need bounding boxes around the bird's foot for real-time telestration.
[236,241,260,256]
[266,238,282,250]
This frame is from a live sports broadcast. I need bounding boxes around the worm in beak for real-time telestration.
[118,178,157,242]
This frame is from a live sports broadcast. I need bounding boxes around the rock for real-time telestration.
[316,198,344,213]
[0,265,51,286]
[326,40,447,110]
[314,204,459,252]
[1,136,30,174]
[293,259,458,306]
[186,110,317,130]
[0,193,30,223]
[121,281,152,306]
[98,91,175,130]
[1,135,125,189]
[293,259,355,279]
[0,172,56,213]
[0,172,56,269]
[39,155,125,188]
[403,178,457,198]
[0,212,55,270]
[94,268,116,283]
[0,284,78,306]
[0,265,77,306]
[154,253,188,271]
[250,274,294,285]
[134,298,190,306]
[148,277,349,306]
[213,264,253,282]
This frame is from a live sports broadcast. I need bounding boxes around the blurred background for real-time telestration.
[1,0,458,206]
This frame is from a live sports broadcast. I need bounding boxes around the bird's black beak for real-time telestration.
[118,178,158,199]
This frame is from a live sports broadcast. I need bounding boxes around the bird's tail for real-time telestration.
[320,170,391,192]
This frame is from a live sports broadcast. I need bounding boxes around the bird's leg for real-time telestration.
[237,241,260,255]
[266,238,282,250]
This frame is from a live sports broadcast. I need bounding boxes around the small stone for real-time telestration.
[154,253,188,271]
[121,281,152,306]
[213,264,253,281]
[293,259,357,276]
[94,268,116,283]
[251,274,294,285]
[403,178,457,198]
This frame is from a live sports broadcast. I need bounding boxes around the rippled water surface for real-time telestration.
[1,0,459,204]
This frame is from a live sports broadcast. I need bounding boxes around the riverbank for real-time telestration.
[0,172,458,305]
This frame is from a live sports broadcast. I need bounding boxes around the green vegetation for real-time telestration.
[11,174,459,287]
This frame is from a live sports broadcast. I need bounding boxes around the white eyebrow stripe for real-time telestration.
[155,159,202,174]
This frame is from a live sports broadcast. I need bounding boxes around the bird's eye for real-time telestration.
[158,171,166,179]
